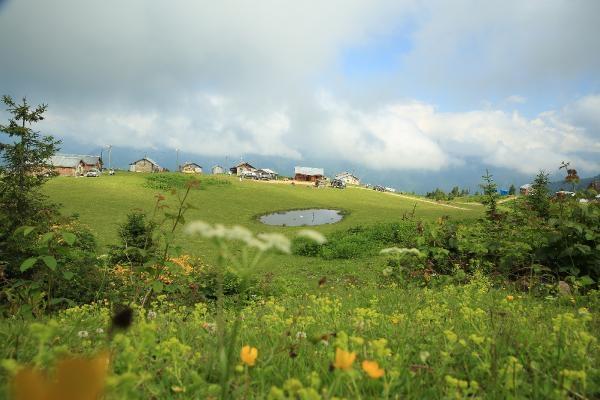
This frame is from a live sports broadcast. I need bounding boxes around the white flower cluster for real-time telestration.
[296,229,327,245]
[185,221,291,254]
[380,247,422,256]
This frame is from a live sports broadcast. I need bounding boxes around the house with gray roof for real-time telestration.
[129,157,163,173]
[47,154,102,176]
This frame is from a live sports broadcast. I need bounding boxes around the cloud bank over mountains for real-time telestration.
[1,0,599,180]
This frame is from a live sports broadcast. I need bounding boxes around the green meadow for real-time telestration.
[42,173,480,291]
[1,172,597,399]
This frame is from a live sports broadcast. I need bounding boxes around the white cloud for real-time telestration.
[313,93,600,174]
[41,91,600,175]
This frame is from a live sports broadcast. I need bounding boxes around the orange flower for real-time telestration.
[333,348,356,370]
[506,295,514,301]
[240,345,258,367]
[362,360,385,379]
[11,351,110,400]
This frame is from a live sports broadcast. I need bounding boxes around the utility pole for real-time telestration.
[107,145,112,170]
[176,148,180,171]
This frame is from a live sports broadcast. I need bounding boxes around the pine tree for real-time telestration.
[0,95,61,229]
[526,171,551,219]
[479,169,499,220]
[508,184,516,195]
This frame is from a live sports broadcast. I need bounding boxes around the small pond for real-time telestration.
[259,209,343,226]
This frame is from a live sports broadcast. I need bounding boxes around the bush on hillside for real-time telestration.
[144,174,230,191]
[109,212,157,266]
[292,222,420,260]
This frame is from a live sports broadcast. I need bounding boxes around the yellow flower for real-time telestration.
[11,351,110,400]
[333,348,356,370]
[506,295,514,301]
[362,360,385,379]
[240,345,258,367]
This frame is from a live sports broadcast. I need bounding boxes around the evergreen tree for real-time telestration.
[527,170,551,219]
[0,95,61,230]
[479,169,499,220]
[508,184,516,195]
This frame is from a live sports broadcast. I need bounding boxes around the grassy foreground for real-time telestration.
[2,276,598,399]
[1,173,598,399]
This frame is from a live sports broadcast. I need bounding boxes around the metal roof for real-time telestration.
[130,157,161,167]
[295,166,324,176]
[182,162,202,168]
[47,154,100,168]
[259,168,277,174]
[335,171,358,179]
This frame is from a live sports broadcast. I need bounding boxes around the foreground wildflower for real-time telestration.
[380,247,422,256]
[185,221,291,253]
[11,352,110,400]
[297,229,327,244]
[240,345,258,367]
[506,295,514,301]
[362,360,385,379]
[333,348,356,370]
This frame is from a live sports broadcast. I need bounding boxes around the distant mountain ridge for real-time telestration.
[547,174,600,192]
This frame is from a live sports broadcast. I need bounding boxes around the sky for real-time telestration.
[1,0,599,192]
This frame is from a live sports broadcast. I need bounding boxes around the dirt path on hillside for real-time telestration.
[349,186,471,210]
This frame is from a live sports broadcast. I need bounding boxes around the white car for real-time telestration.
[85,169,100,177]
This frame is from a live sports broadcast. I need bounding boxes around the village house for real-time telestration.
[520,183,533,196]
[230,162,256,176]
[294,166,324,182]
[129,157,163,173]
[257,168,278,180]
[47,154,102,176]
[211,165,225,174]
[181,162,203,174]
[334,172,360,185]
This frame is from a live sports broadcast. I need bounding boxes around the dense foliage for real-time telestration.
[145,174,230,191]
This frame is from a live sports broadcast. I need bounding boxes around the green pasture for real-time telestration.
[43,173,481,291]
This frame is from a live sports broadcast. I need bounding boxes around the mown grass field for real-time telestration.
[42,173,481,291]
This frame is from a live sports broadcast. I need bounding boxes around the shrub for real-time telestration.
[144,174,230,191]
[109,212,157,266]
[300,222,419,260]
[291,236,323,257]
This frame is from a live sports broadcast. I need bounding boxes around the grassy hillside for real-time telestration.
[43,173,481,290]
[44,173,479,244]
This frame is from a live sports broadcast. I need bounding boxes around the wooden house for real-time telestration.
[520,183,533,196]
[294,166,324,182]
[230,162,256,176]
[211,165,225,174]
[181,162,203,174]
[47,154,102,176]
[334,172,360,185]
[129,157,163,173]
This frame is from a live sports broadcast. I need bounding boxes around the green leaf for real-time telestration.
[20,257,38,272]
[62,271,74,280]
[23,226,36,236]
[42,255,57,271]
[40,232,55,244]
[62,231,77,246]
[152,281,164,293]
